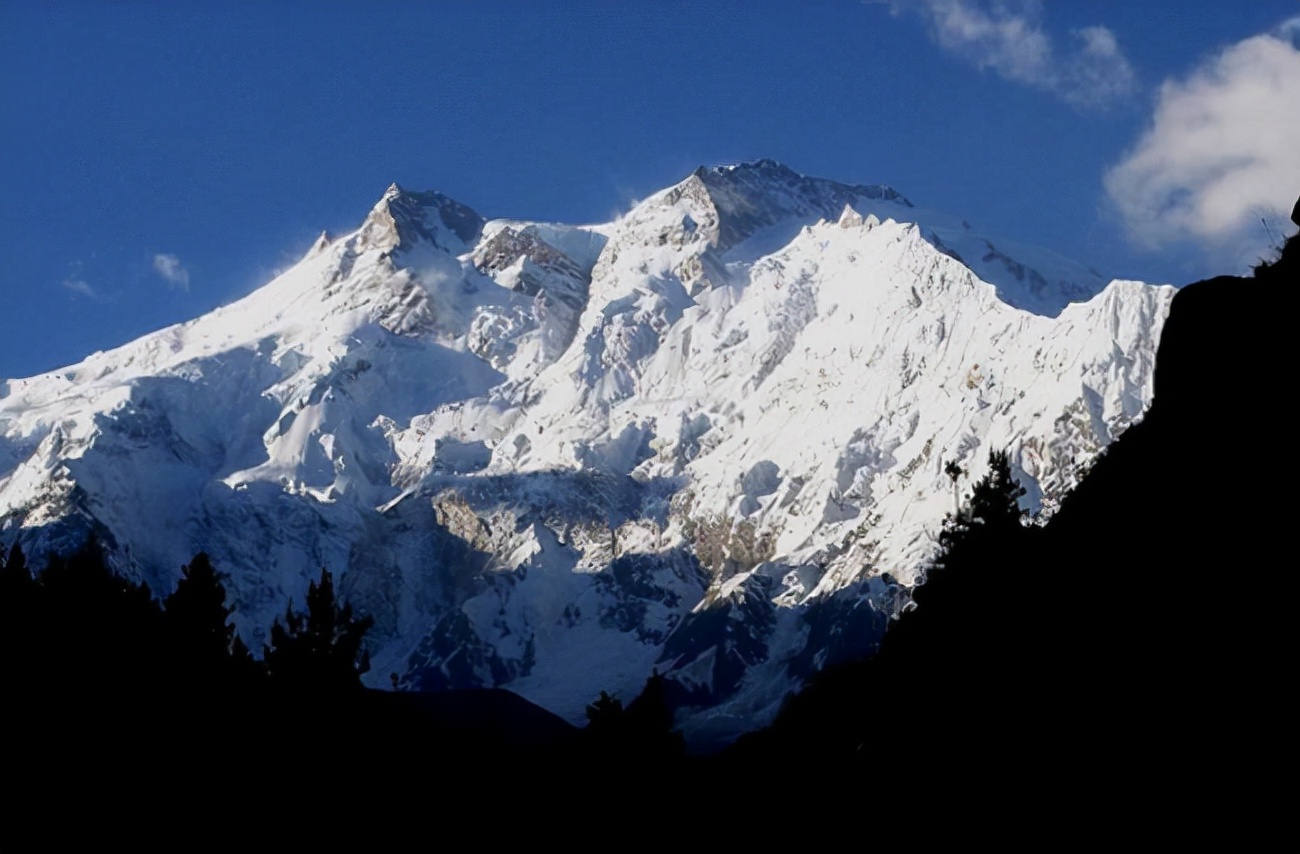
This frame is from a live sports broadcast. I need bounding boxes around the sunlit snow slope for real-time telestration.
[0,161,1174,742]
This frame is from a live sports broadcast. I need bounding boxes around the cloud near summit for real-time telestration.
[867,0,1136,108]
[152,253,190,290]
[1105,19,1300,258]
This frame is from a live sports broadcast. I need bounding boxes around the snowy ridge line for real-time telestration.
[0,160,1174,742]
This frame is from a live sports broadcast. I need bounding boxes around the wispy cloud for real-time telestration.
[62,276,99,299]
[1105,19,1300,264]
[867,0,1136,108]
[152,253,190,290]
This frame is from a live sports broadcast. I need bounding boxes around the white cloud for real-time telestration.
[152,253,190,290]
[62,277,98,299]
[1105,20,1300,259]
[868,0,1135,108]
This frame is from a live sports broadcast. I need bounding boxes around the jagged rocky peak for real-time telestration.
[701,159,911,206]
[358,182,485,255]
[305,230,333,259]
[661,159,913,252]
[834,204,884,231]
[837,204,863,228]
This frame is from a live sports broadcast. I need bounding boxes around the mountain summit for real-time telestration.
[0,163,1174,742]
[681,159,912,251]
[358,184,485,254]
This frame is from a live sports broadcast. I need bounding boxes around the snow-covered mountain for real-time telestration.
[0,161,1174,743]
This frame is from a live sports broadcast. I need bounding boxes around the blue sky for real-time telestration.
[2,0,1297,378]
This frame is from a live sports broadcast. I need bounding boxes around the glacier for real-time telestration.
[0,160,1175,743]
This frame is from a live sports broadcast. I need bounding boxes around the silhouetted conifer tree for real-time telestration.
[0,542,37,628]
[926,450,1027,590]
[585,690,624,731]
[28,540,164,702]
[727,449,1041,765]
[624,671,686,756]
[583,672,684,759]
[161,552,267,695]
[164,553,234,664]
[945,450,1025,533]
[263,568,373,691]
[0,542,31,589]
[0,543,40,691]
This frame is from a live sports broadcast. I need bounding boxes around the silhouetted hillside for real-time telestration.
[1038,222,1297,801]
[724,208,1298,822]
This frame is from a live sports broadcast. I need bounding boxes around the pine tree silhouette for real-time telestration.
[161,552,265,694]
[943,450,1025,534]
[925,450,1027,588]
[585,690,624,729]
[726,448,1039,764]
[37,539,163,694]
[623,671,686,757]
[0,543,41,694]
[164,554,234,665]
[263,568,373,692]
[582,672,685,760]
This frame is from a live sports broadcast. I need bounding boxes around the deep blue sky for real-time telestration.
[2,1,1297,377]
